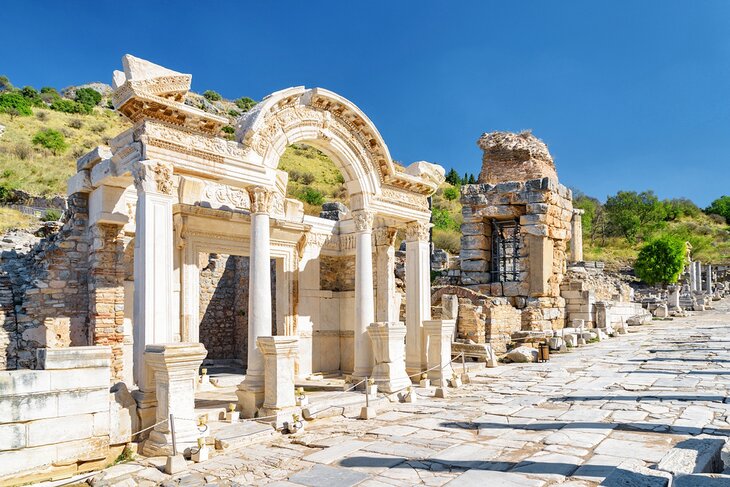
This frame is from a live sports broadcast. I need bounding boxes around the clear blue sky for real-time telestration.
[2,1,728,206]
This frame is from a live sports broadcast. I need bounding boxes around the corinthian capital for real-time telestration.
[248,186,275,214]
[373,226,397,247]
[132,160,174,195]
[352,210,375,233]
[405,221,431,242]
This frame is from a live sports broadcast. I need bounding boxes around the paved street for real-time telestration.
[96,299,730,486]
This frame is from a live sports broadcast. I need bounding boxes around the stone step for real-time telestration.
[673,473,730,486]
[207,420,274,451]
[657,437,726,476]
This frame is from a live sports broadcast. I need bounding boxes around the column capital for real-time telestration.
[132,160,174,195]
[374,226,397,247]
[405,220,431,242]
[572,208,585,216]
[248,185,275,215]
[352,209,375,233]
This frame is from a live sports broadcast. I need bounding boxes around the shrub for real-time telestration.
[299,187,324,206]
[228,108,241,117]
[604,190,666,243]
[663,198,700,220]
[301,173,315,185]
[90,123,106,133]
[36,110,48,121]
[51,98,90,114]
[20,86,44,107]
[634,234,686,286]
[75,87,102,108]
[235,96,256,112]
[432,207,459,231]
[335,172,345,185]
[443,186,459,201]
[0,75,12,92]
[0,181,17,202]
[706,196,730,224]
[13,143,32,160]
[40,86,58,95]
[203,90,222,101]
[68,118,83,129]
[0,92,32,116]
[32,129,68,155]
[41,209,62,222]
[222,125,235,134]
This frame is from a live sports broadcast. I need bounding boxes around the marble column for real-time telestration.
[706,264,713,294]
[258,336,299,426]
[423,319,455,386]
[374,226,398,322]
[405,221,431,378]
[180,241,200,343]
[237,186,274,418]
[689,261,697,292]
[296,232,325,379]
[141,342,207,456]
[367,322,410,393]
[131,160,176,389]
[570,209,584,263]
[352,210,375,380]
[695,261,703,293]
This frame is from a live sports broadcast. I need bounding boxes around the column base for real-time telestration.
[131,389,157,439]
[372,363,411,394]
[236,387,264,419]
[258,406,302,430]
[142,425,200,456]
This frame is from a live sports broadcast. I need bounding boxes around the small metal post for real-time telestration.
[365,376,370,408]
[169,414,178,456]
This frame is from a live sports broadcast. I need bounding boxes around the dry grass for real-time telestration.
[0,208,34,233]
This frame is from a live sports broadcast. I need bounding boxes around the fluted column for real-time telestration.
[237,186,274,417]
[352,210,375,379]
[374,226,398,322]
[405,221,431,378]
[707,264,713,294]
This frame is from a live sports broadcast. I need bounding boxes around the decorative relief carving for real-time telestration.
[352,210,375,233]
[132,160,173,195]
[203,182,250,210]
[374,226,398,247]
[405,221,431,242]
[379,186,429,211]
[248,186,275,214]
[141,121,249,162]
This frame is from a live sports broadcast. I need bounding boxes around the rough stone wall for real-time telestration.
[320,256,356,292]
[477,131,558,184]
[88,224,127,381]
[560,265,633,328]
[0,193,91,370]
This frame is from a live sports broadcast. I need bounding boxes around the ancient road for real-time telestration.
[93,299,730,486]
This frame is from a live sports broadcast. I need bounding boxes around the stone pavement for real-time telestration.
[93,299,730,486]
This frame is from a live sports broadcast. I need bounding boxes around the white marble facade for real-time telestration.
[77,55,445,413]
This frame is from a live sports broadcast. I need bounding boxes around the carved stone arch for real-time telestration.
[236,87,401,210]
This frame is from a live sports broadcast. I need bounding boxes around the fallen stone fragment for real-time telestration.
[657,436,726,475]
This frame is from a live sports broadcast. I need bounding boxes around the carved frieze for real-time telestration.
[379,186,429,211]
[203,182,250,210]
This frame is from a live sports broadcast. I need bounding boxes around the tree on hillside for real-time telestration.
[572,191,603,244]
[706,196,730,224]
[75,87,102,108]
[235,96,257,112]
[634,235,686,286]
[203,90,222,101]
[0,75,12,92]
[445,168,461,186]
[604,190,666,243]
[0,92,32,117]
[663,198,700,221]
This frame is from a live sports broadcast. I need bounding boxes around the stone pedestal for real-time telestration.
[367,322,411,393]
[423,319,455,387]
[570,209,584,263]
[237,186,274,418]
[405,221,431,378]
[352,210,375,379]
[257,336,299,427]
[141,343,207,456]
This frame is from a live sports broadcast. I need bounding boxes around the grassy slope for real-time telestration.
[0,108,130,195]
[0,208,33,233]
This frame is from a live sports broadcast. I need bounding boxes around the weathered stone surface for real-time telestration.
[657,437,726,475]
[505,346,538,363]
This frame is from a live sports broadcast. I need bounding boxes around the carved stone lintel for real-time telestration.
[374,226,397,247]
[405,221,430,242]
[352,210,375,233]
[132,160,173,195]
[248,186,275,215]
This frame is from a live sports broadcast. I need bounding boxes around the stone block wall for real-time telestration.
[0,346,131,485]
[0,194,91,370]
[560,266,633,328]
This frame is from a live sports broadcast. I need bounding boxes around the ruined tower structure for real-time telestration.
[459,131,573,332]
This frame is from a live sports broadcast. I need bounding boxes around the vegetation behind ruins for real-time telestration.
[0,76,727,266]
